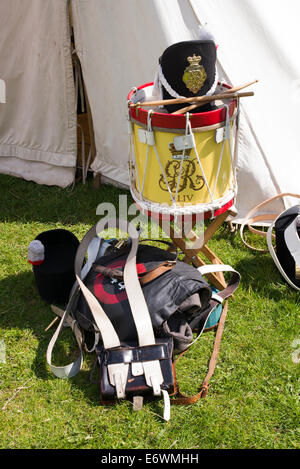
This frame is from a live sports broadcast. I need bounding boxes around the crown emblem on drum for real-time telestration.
[182,54,207,94]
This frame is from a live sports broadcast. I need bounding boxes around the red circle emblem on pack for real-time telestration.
[93,260,147,304]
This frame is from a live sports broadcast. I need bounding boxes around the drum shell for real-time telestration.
[131,120,234,206]
[128,83,237,207]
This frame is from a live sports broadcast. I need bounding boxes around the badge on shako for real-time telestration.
[182,54,207,94]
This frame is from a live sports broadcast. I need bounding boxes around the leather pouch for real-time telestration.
[97,337,175,402]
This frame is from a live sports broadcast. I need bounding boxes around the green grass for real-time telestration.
[0,173,299,449]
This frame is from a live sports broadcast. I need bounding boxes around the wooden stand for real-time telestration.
[159,207,237,290]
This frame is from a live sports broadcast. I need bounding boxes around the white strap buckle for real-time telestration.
[142,360,163,396]
[108,363,129,399]
[211,292,224,304]
[173,134,195,151]
[149,376,161,397]
[138,128,155,146]
[131,362,144,376]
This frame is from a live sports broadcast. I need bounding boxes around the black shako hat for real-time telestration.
[31,229,79,305]
[158,39,218,113]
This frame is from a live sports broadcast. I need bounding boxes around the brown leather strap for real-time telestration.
[139,261,175,285]
[92,265,124,279]
[93,260,176,286]
[240,193,300,252]
[92,238,178,285]
[170,300,229,405]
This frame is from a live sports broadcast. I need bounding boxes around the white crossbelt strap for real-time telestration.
[47,219,167,409]
[80,236,101,280]
[124,235,156,346]
[198,264,237,277]
[46,233,105,378]
[75,223,130,397]
[197,264,240,301]
[267,218,300,292]
[47,225,129,396]
[46,218,172,417]
[46,301,84,379]
[97,219,164,396]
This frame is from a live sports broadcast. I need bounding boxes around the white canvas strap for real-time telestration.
[240,192,300,252]
[267,218,300,291]
[197,263,240,301]
[80,236,101,280]
[47,219,166,407]
[240,192,300,291]
[46,225,128,395]
[75,223,131,397]
[46,233,105,378]
[46,302,84,379]
[186,264,240,348]
[75,275,121,349]
[284,218,300,268]
[97,219,164,396]
[124,238,157,334]
[162,389,171,421]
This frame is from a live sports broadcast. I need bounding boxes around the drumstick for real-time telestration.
[172,91,254,115]
[171,91,254,114]
[129,80,258,109]
[172,81,258,115]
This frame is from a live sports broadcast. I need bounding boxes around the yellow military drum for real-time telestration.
[128,83,238,215]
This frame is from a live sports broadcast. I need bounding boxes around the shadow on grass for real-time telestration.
[234,251,298,302]
[0,175,169,412]
[0,269,103,406]
[0,269,172,418]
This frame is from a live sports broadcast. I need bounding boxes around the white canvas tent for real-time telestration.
[0,0,299,220]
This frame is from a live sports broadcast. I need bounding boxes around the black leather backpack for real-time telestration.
[46,219,240,420]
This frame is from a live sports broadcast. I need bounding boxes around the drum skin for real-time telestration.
[128,83,236,207]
